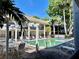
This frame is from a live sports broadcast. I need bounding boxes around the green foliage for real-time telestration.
[33,16,40,19]
[47,0,72,34]
[0,0,28,27]
[47,0,64,24]
[0,0,29,36]
[45,25,51,33]
[43,17,49,21]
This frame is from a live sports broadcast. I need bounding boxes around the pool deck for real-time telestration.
[25,38,74,53]
[22,38,75,59]
[0,38,74,59]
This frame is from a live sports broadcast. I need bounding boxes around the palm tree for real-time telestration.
[47,3,59,37]
[58,2,68,36]
[66,0,72,35]
[48,0,72,38]
[58,0,72,36]
[0,0,28,59]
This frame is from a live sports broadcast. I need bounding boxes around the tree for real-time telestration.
[33,16,40,19]
[47,0,72,37]
[58,1,68,36]
[43,18,49,21]
[58,0,73,36]
[0,0,28,59]
[47,0,63,37]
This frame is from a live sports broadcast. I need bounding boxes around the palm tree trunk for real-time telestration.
[69,26,73,35]
[53,24,55,37]
[63,9,67,36]
[69,9,72,35]
[6,17,9,59]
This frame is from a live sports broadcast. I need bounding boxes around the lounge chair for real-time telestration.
[61,46,75,51]
[60,46,75,54]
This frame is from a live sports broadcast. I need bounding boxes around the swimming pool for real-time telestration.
[26,38,65,48]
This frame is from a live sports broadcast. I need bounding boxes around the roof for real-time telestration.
[25,16,49,25]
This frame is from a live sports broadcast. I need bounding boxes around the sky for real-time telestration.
[14,0,49,18]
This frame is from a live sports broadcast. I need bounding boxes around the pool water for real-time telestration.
[26,38,64,48]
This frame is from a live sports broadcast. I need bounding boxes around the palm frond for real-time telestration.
[0,0,29,28]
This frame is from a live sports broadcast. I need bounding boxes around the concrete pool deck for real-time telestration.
[24,38,74,53]
[22,39,75,59]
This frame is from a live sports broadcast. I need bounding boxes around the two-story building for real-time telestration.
[0,15,50,42]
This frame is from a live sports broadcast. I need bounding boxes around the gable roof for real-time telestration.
[25,16,49,25]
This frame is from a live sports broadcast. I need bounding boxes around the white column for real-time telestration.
[36,24,39,44]
[15,28,17,42]
[28,23,30,39]
[14,21,18,42]
[44,25,46,38]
